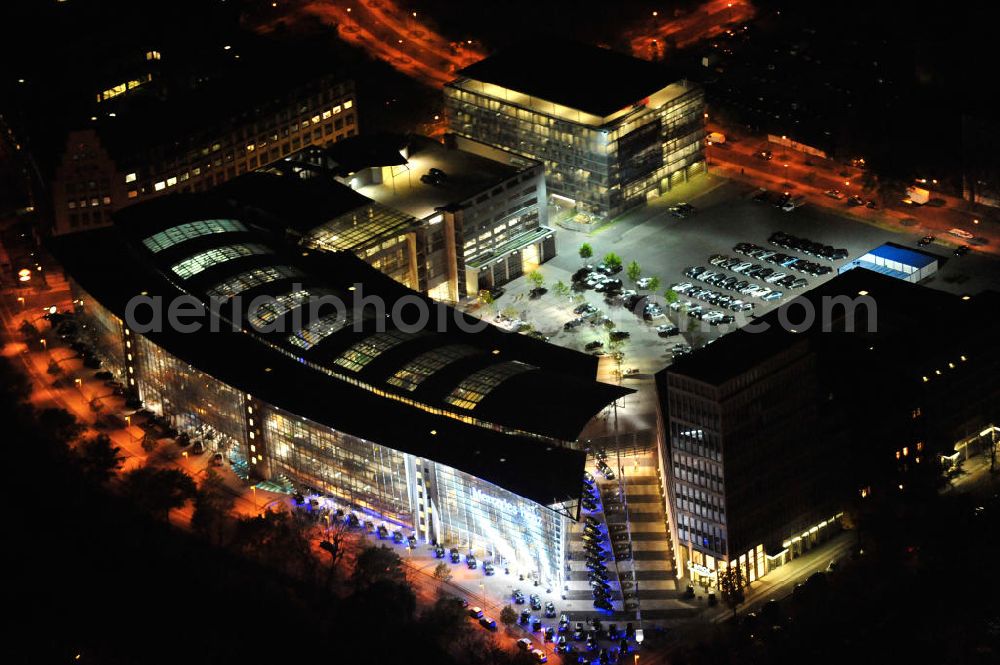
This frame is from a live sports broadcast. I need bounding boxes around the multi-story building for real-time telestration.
[445,41,706,221]
[218,133,553,301]
[49,42,356,235]
[655,270,1000,588]
[53,192,627,588]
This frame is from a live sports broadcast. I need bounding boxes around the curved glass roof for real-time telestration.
[333,329,423,372]
[247,288,315,328]
[205,265,303,300]
[170,243,271,279]
[142,218,246,253]
[288,310,353,350]
[444,361,536,410]
[386,344,481,392]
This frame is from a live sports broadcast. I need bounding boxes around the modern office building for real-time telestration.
[218,133,553,301]
[52,193,627,588]
[445,41,706,221]
[655,270,1000,588]
[47,40,356,236]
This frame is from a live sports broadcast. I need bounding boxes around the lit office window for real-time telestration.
[125,172,137,183]
[171,243,270,279]
[387,345,480,391]
[444,361,535,410]
[142,219,247,253]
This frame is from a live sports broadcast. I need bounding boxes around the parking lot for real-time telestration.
[487,175,1000,441]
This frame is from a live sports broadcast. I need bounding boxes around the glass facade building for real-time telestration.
[69,281,587,589]
[446,64,706,220]
[74,285,568,585]
[58,195,627,593]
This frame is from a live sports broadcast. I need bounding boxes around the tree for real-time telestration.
[527,270,545,291]
[627,260,642,282]
[352,544,408,591]
[419,594,469,643]
[663,289,679,305]
[433,561,453,583]
[19,320,39,341]
[76,433,124,484]
[646,276,661,292]
[499,604,518,629]
[36,407,84,444]
[718,564,745,618]
[553,280,570,298]
[232,508,317,580]
[579,243,593,262]
[319,519,352,587]
[192,469,235,546]
[602,252,622,272]
[0,357,31,404]
[119,465,197,521]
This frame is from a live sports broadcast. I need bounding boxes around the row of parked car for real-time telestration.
[684,254,808,294]
[732,242,831,278]
[676,270,780,304]
[703,255,809,290]
[572,263,625,294]
[767,231,848,262]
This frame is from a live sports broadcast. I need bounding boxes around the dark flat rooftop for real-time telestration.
[665,269,988,386]
[455,41,682,118]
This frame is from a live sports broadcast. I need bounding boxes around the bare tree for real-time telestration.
[718,564,746,618]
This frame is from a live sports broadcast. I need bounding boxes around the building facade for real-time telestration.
[656,270,1000,589]
[52,75,356,235]
[446,43,706,220]
[57,195,627,588]
[225,134,554,302]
